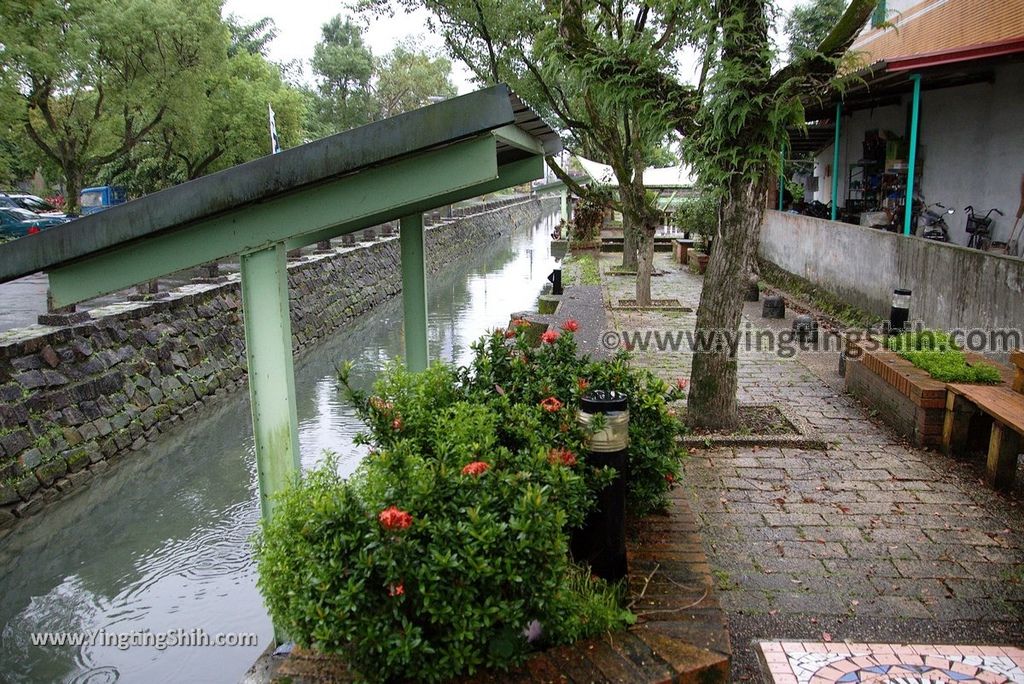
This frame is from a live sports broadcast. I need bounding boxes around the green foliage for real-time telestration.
[225,14,278,57]
[374,41,457,120]
[562,254,601,286]
[887,331,1002,384]
[786,0,849,59]
[569,186,610,243]
[672,195,717,247]
[257,341,643,680]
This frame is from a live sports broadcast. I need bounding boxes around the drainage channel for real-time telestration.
[0,209,560,684]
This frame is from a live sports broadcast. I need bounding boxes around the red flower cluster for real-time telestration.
[369,396,394,412]
[664,473,675,484]
[577,378,589,392]
[461,461,490,476]
[379,506,413,530]
[561,319,579,332]
[548,448,577,467]
[388,583,405,597]
[512,318,530,328]
[391,417,404,431]
[540,396,563,413]
[540,330,559,344]
[676,378,689,391]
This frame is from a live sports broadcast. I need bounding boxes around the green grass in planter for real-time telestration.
[886,330,1001,384]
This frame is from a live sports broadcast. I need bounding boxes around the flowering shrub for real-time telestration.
[255,321,682,681]
[256,430,629,681]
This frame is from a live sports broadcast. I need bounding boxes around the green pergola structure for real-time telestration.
[0,85,560,526]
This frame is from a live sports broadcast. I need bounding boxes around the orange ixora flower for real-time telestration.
[664,473,675,484]
[369,396,393,412]
[540,396,563,413]
[561,319,579,332]
[461,461,490,476]
[388,583,405,597]
[548,448,577,467]
[512,318,530,328]
[676,378,689,392]
[391,417,404,431]
[378,506,413,530]
[541,330,559,344]
[577,378,589,392]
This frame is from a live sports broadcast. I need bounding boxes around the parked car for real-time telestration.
[0,207,69,239]
[80,185,126,215]
[4,193,67,218]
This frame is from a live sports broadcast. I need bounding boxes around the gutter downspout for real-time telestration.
[831,102,842,221]
[904,73,923,236]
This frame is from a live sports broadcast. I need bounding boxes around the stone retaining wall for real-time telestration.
[0,196,554,534]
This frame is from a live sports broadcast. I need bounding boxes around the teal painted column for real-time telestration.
[400,214,429,372]
[831,101,842,221]
[239,242,301,525]
[904,73,923,236]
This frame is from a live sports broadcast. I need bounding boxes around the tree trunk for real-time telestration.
[634,222,656,305]
[621,215,638,270]
[686,175,768,430]
[64,167,84,216]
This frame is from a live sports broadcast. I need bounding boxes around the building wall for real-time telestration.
[851,0,1024,64]
[813,62,1024,246]
[759,209,1024,335]
[0,197,553,534]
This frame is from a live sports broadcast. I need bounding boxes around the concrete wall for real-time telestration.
[812,62,1024,246]
[759,209,1024,333]
[0,197,554,534]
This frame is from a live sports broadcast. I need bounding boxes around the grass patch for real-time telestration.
[757,258,882,328]
[563,253,600,285]
[887,331,1001,384]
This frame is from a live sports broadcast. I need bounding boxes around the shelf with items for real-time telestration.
[846,161,884,216]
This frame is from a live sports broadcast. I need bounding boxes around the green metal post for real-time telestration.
[400,214,429,372]
[904,73,923,236]
[831,101,842,221]
[560,189,569,223]
[239,242,301,526]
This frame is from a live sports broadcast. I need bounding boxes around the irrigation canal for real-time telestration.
[0,209,560,684]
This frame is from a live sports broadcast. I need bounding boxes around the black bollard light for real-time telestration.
[889,288,911,332]
[571,390,629,582]
[547,268,563,295]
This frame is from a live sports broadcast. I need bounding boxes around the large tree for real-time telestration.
[0,0,226,213]
[373,41,457,120]
[552,0,875,427]
[360,0,685,304]
[310,16,376,135]
[786,0,849,59]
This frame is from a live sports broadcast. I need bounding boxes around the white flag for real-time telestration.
[269,103,281,154]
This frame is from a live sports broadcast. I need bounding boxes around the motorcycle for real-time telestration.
[916,202,955,242]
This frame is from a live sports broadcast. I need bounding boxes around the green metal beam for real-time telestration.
[47,136,499,308]
[904,73,922,236]
[285,155,545,250]
[239,243,301,524]
[492,125,546,156]
[399,214,429,372]
[831,101,842,221]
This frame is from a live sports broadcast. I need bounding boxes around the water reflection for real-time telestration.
[0,208,559,683]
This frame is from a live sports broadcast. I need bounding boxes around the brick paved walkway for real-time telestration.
[600,253,1024,681]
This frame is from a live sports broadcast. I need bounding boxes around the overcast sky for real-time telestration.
[222,0,805,93]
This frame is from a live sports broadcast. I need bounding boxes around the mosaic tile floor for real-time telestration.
[759,641,1024,683]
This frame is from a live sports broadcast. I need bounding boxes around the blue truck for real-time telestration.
[79,186,127,215]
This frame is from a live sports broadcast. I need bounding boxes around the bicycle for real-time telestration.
[964,205,1003,250]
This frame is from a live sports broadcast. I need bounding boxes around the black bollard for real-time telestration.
[571,390,629,582]
[889,288,911,332]
[762,295,785,319]
[744,277,760,302]
[792,314,818,343]
[547,268,563,295]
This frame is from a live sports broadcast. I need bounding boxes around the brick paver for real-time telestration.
[600,252,1024,681]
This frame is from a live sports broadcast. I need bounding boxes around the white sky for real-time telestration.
[222,0,804,94]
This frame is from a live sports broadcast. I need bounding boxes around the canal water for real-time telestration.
[0,207,560,684]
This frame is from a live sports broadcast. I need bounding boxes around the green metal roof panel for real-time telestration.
[0,84,560,285]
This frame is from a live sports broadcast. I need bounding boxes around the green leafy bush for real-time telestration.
[887,330,1001,383]
[255,324,682,681]
[672,195,716,251]
[569,186,611,243]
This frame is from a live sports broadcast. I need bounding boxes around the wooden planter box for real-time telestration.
[844,338,1016,448]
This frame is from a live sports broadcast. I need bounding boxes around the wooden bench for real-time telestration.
[1013,350,1024,393]
[943,382,1024,490]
